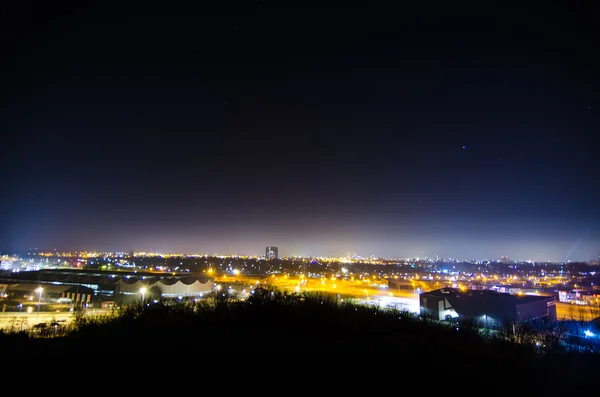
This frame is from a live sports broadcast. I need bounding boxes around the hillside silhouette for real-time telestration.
[2,288,599,394]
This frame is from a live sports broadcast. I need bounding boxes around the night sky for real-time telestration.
[2,1,599,261]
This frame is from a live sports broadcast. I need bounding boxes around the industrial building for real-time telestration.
[420,288,556,328]
[116,276,214,299]
[0,269,214,305]
[3,283,95,305]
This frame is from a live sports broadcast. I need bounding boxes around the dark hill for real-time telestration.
[2,290,599,394]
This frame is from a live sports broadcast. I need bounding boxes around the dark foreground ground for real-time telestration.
[2,292,599,394]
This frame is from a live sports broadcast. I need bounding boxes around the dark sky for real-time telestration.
[2,0,599,260]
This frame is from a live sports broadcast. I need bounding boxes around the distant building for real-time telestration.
[265,246,278,260]
[501,256,509,264]
[419,288,556,328]
[0,260,14,270]
[558,290,599,305]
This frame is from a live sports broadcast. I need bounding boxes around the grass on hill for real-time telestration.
[1,287,599,392]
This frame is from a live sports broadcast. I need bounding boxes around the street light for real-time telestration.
[139,287,147,305]
[35,287,43,320]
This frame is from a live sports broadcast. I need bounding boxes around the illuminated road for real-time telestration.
[260,276,421,313]
[0,311,73,329]
[0,308,111,329]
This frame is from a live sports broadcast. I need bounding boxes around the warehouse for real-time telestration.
[420,287,556,328]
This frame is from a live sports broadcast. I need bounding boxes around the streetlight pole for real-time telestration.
[36,287,43,321]
[139,287,147,307]
[75,275,80,309]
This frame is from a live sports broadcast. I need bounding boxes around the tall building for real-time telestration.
[265,246,279,260]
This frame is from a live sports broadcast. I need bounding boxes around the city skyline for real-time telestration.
[9,240,596,264]
[2,2,599,262]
